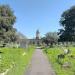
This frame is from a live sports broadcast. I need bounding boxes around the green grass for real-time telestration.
[44,47,75,75]
[0,46,35,75]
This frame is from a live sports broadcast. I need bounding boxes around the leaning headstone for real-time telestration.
[62,62,71,68]
[64,49,70,55]
[64,49,68,54]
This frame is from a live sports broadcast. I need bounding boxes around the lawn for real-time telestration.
[44,46,75,75]
[0,46,35,75]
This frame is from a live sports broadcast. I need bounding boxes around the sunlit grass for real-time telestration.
[44,46,75,75]
[0,46,35,75]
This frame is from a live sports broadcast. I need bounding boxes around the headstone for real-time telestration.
[64,49,70,54]
[62,62,71,68]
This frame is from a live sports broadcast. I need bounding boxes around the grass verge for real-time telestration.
[0,46,35,75]
[44,47,75,75]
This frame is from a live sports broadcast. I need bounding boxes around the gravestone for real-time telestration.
[62,62,71,68]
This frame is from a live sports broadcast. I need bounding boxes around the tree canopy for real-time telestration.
[58,6,75,42]
[0,5,16,43]
[41,32,58,46]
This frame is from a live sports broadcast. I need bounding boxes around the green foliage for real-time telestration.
[0,5,16,43]
[44,47,75,75]
[59,6,75,42]
[41,32,58,46]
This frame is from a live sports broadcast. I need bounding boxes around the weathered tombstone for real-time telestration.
[64,49,70,55]
[62,62,71,68]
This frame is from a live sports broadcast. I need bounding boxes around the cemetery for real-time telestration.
[1,1,75,75]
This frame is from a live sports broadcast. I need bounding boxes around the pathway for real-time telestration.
[25,47,55,75]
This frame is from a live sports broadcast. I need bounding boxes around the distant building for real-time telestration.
[36,30,40,39]
[29,30,42,46]
[17,30,42,48]
[35,30,40,45]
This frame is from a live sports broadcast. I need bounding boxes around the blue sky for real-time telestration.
[0,0,75,38]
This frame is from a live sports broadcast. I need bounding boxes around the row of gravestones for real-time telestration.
[0,42,28,48]
[57,42,75,46]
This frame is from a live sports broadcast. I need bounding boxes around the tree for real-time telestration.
[58,6,75,42]
[0,5,16,43]
[4,28,17,43]
[42,32,58,47]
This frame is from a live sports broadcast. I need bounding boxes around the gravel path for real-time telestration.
[25,48,56,75]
